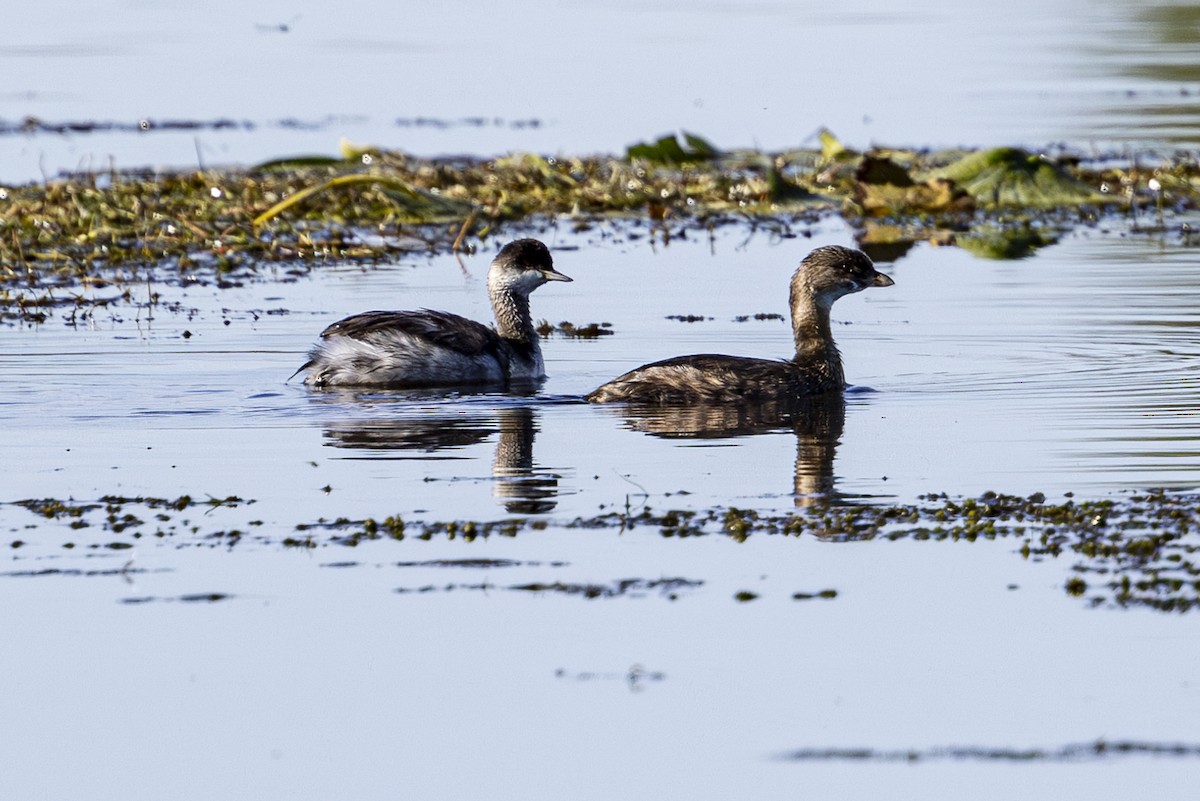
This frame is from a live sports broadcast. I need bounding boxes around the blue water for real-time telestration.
[4,3,1200,799]
[4,221,1200,799]
[2,0,1198,183]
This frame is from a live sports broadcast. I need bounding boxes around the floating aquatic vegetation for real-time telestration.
[6,488,1200,612]
[931,147,1102,207]
[626,131,721,165]
[250,172,473,228]
[390,576,700,600]
[120,592,232,604]
[733,312,785,322]
[780,739,1200,762]
[391,557,563,569]
[0,114,544,138]
[329,490,1200,612]
[535,319,615,338]
[3,116,256,136]
[509,577,702,599]
[4,494,258,548]
[0,565,169,579]
[811,131,1127,218]
[849,153,975,216]
[2,136,1196,327]
[792,589,838,601]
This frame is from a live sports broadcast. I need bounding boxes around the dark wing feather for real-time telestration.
[319,310,504,359]
[644,354,771,372]
[588,354,840,404]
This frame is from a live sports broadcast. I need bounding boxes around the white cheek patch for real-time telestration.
[515,271,547,292]
[489,268,543,295]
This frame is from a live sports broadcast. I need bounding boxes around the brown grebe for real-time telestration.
[586,245,892,404]
[297,239,571,388]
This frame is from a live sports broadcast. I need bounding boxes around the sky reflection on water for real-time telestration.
[4,195,1200,801]
[2,0,1199,181]
[3,221,1198,518]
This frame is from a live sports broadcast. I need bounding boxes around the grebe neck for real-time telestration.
[491,287,537,346]
[790,289,844,385]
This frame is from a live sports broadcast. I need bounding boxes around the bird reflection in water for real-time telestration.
[319,403,560,514]
[490,406,560,514]
[604,394,846,507]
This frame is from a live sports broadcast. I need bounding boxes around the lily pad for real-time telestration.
[931,148,1102,207]
[626,131,720,165]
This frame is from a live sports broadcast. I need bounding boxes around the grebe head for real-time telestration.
[488,238,572,297]
[790,245,893,311]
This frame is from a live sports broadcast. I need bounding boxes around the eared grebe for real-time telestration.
[586,245,892,404]
[297,239,571,388]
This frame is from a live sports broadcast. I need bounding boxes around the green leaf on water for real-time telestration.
[931,148,1103,207]
[626,131,720,165]
[817,128,857,162]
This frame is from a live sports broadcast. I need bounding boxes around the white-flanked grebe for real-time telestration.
[587,245,892,404]
[298,238,571,388]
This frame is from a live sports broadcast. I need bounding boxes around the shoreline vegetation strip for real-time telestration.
[3,134,1198,320]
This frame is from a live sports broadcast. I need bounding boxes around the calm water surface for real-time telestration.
[3,221,1200,799]
[5,1,1200,797]
[5,220,1199,511]
[2,0,1200,181]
